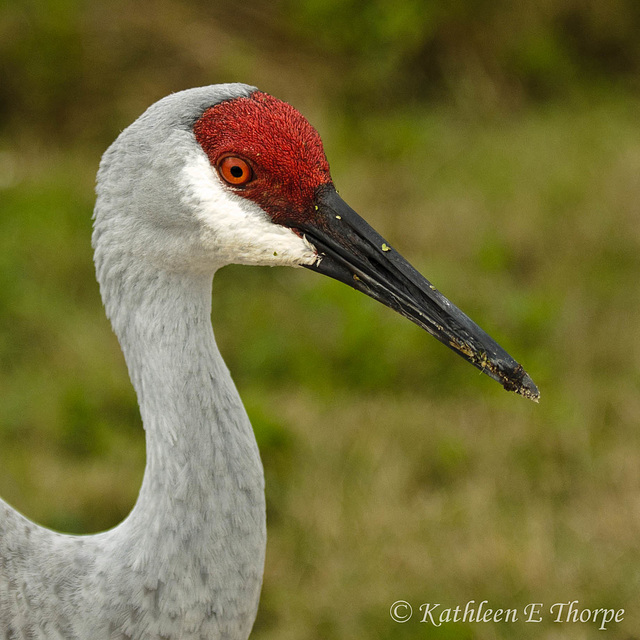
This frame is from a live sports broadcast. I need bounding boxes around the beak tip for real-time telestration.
[513,370,540,403]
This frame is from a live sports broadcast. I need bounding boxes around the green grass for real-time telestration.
[1,93,640,638]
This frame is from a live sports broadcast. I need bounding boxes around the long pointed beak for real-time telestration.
[295,185,539,401]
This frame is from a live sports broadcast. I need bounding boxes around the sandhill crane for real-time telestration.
[0,83,538,639]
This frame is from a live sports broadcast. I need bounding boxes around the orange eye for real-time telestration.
[218,155,253,186]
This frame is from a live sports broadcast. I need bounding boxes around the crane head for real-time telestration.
[97,84,538,401]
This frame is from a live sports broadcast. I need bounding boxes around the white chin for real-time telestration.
[181,149,318,268]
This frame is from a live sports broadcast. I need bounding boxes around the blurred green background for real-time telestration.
[1,1,640,638]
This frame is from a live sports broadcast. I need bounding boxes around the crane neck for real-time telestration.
[97,260,266,637]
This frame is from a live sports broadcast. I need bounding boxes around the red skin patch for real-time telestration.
[193,91,333,227]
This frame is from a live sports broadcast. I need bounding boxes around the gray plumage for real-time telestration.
[1,83,268,640]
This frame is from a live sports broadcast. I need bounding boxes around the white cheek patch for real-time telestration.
[181,150,318,268]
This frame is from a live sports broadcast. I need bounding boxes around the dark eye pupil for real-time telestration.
[230,165,243,178]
